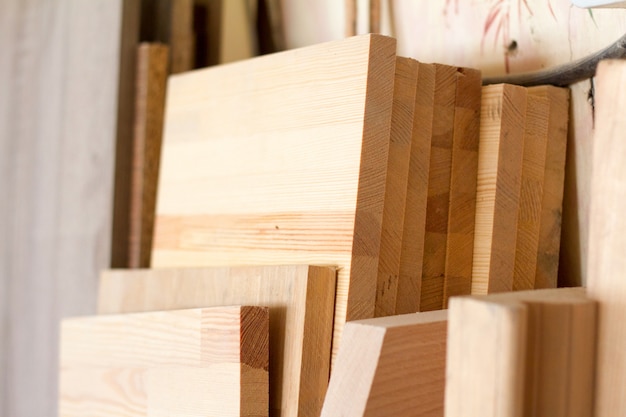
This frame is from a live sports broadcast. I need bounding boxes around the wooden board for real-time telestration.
[471,84,526,295]
[445,287,596,417]
[587,59,626,416]
[98,265,336,417]
[375,56,418,317]
[129,43,168,268]
[321,310,447,417]
[396,62,435,314]
[512,94,550,291]
[59,306,269,417]
[152,34,397,360]
[530,86,570,289]
[442,67,481,307]
[420,64,458,311]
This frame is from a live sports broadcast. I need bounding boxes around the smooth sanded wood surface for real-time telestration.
[396,63,435,314]
[587,60,626,416]
[512,94,550,291]
[445,288,596,417]
[529,86,570,289]
[420,64,458,311]
[443,67,481,307]
[98,265,336,417]
[375,57,418,317]
[471,84,527,295]
[152,34,397,361]
[321,310,447,417]
[59,306,269,417]
[129,43,168,268]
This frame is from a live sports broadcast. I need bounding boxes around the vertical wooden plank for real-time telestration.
[169,0,194,73]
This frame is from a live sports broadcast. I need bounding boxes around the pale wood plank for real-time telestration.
[98,265,336,417]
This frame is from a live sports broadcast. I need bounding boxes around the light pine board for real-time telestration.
[321,310,447,417]
[471,84,526,295]
[152,34,397,361]
[375,56,418,317]
[445,288,596,417]
[530,86,570,289]
[443,67,481,307]
[512,94,550,291]
[396,62,435,314]
[0,1,139,416]
[98,265,336,417]
[587,60,626,416]
[129,43,168,268]
[59,306,269,417]
[420,64,458,311]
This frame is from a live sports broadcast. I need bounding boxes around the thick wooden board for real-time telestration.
[321,310,447,417]
[152,34,397,360]
[375,57,418,317]
[129,43,168,268]
[443,67,481,307]
[513,94,550,291]
[420,64,458,311]
[587,60,626,416]
[529,86,570,289]
[445,288,596,417]
[396,62,435,314]
[98,265,336,417]
[471,84,526,295]
[59,306,269,417]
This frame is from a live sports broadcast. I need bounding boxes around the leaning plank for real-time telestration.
[59,306,269,417]
[587,60,626,416]
[445,287,596,417]
[375,57,418,317]
[152,34,397,361]
[471,84,526,295]
[321,310,447,417]
[98,265,336,417]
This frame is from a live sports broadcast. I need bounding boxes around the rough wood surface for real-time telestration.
[59,306,269,417]
[98,265,336,417]
[471,84,526,295]
[321,310,447,417]
[152,35,397,361]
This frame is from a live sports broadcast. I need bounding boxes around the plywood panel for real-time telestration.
[152,34,397,360]
[98,265,336,417]
[59,306,269,417]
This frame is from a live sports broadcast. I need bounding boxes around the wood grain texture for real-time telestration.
[445,288,596,417]
[321,310,447,417]
[443,67,481,307]
[529,86,570,289]
[375,57,418,317]
[471,84,526,295]
[152,34,397,361]
[129,43,168,268]
[420,64,458,311]
[512,94,550,291]
[169,0,194,73]
[396,62,435,314]
[587,60,626,416]
[60,306,269,417]
[98,265,336,417]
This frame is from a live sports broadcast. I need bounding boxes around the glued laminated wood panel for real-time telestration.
[98,265,336,417]
[321,310,447,417]
[529,86,570,289]
[59,306,269,417]
[375,57,418,317]
[442,67,481,307]
[152,34,397,360]
[512,94,550,291]
[445,288,596,417]
[587,60,626,416]
[471,84,527,295]
[396,62,435,314]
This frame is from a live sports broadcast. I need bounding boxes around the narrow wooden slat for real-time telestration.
[169,0,194,73]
